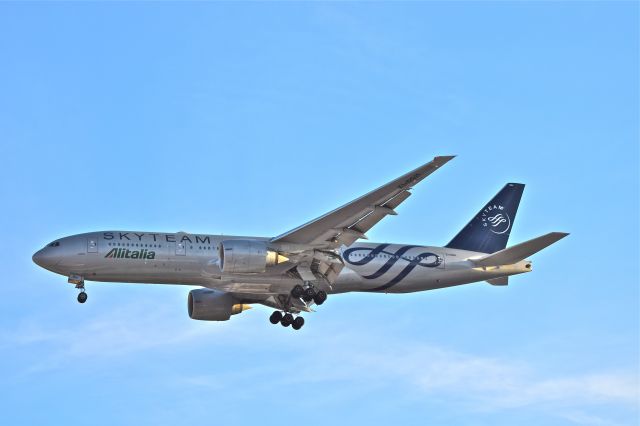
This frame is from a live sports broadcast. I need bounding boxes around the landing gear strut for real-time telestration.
[69,275,87,304]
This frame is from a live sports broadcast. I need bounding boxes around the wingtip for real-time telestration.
[433,155,456,165]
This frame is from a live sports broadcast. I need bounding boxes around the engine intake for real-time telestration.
[218,239,285,274]
[188,289,250,321]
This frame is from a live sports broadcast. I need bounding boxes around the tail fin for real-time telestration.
[446,183,525,254]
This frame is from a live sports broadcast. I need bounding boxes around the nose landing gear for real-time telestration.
[69,275,87,304]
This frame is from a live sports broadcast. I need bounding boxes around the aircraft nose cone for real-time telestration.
[32,249,45,267]
[33,248,58,268]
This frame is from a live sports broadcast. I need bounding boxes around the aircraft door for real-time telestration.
[175,241,186,256]
[87,235,98,253]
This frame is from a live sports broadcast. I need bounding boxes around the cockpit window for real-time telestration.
[48,242,60,247]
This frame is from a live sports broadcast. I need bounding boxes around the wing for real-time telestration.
[268,156,455,291]
[272,156,455,248]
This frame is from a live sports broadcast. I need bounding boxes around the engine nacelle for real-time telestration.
[187,289,250,321]
[218,239,285,274]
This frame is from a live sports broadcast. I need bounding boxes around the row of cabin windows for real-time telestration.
[108,242,162,248]
[354,253,433,261]
[106,242,216,252]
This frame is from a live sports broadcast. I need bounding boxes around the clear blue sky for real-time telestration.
[1,2,638,426]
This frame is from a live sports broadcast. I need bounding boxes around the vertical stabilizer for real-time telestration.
[446,183,525,254]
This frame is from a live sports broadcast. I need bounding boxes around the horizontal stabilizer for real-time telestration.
[486,276,509,286]
[473,232,569,267]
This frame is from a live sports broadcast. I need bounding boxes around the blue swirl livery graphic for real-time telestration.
[343,244,442,292]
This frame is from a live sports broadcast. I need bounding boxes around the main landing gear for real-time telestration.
[269,311,305,330]
[270,283,328,330]
[290,284,327,305]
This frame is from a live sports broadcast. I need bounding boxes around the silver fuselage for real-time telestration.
[33,231,532,296]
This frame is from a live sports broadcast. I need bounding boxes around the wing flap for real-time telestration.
[384,190,412,210]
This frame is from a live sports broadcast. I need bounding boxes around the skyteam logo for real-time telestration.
[343,244,442,292]
[481,204,511,235]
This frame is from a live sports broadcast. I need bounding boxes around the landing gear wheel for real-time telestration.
[281,313,294,327]
[292,316,305,330]
[313,290,327,305]
[77,292,88,304]
[269,311,283,324]
[291,285,304,299]
[303,287,316,302]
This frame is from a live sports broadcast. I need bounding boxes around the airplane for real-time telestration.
[32,156,568,330]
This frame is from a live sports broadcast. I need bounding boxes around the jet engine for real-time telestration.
[188,289,251,321]
[218,239,286,274]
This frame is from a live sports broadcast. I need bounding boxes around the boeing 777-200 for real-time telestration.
[33,156,568,330]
